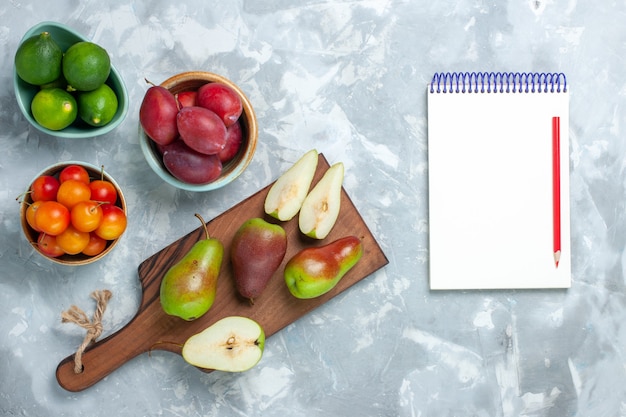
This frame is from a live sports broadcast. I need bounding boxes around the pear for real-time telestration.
[160,214,223,321]
[298,162,344,239]
[231,218,288,304]
[284,235,363,299]
[264,149,318,221]
[182,316,265,372]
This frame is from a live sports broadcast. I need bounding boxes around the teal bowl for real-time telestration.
[13,21,128,138]
[139,71,258,192]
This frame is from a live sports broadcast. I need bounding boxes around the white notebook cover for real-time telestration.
[427,73,571,290]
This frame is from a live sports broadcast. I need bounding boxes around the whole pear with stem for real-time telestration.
[160,213,223,321]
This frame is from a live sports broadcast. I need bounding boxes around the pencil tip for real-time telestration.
[554,250,561,268]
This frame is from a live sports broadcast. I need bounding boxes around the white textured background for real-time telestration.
[1,1,625,416]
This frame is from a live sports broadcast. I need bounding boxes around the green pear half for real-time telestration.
[182,316,265,372]
[298,161,344,239]
[264,149,318,221]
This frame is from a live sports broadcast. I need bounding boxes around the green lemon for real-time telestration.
[15,32,63,86]
[31,88,77,130]
[40,74,68,90]
[62,41,111,91]
[77,83,118,126]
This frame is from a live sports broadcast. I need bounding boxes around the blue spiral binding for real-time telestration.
[429,72,567,94]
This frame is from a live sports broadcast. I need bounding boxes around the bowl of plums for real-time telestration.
[20,161,128,265]
[138,71,258,192]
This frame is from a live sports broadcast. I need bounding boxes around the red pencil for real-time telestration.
[552,116,561,268]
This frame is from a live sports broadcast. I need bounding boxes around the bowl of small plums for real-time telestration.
[138,71,258,191]
[20,161,128,265]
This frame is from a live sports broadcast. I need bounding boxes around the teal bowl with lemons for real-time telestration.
[13,21,128,139]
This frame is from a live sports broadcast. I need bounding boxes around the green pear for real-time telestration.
[182,316,265,372]
[160,214,223,321]
[284,235,363,299]
[298,162,344,239]
[264,149,318,221]
[231,218,287,304]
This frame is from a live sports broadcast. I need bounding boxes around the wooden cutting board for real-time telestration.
[56,154,388,392]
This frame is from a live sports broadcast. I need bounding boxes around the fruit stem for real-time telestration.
[195,213,210,240]
[15,190,31,204]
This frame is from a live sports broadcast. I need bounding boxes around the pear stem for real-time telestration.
[195,213,210,240]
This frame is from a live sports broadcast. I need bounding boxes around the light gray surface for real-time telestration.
[1,1,624,416]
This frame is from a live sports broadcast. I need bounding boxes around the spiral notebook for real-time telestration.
[427,72,571,290]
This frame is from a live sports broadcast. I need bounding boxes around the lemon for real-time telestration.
[31,88,77,130]
[77,83,118,126]
[62,41,111,91]
[15,32,62,85]
[40,74,68,90]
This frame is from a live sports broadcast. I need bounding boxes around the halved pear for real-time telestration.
[298,162,344,239]
[182,316,265,372]
[264,149,319,221]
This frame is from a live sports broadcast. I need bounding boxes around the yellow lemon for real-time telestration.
[31,88,77,130]
[77,83,118,126]
[62,41,111,91]
[15,32,62,86]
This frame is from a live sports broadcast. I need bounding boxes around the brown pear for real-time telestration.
[230,218,287,304]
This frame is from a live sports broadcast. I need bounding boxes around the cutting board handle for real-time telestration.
[56,301,178,392]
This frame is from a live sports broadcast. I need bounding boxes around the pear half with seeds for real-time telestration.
[182,316,265,372]
[298,162,344,239]
[264,149,318,221]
